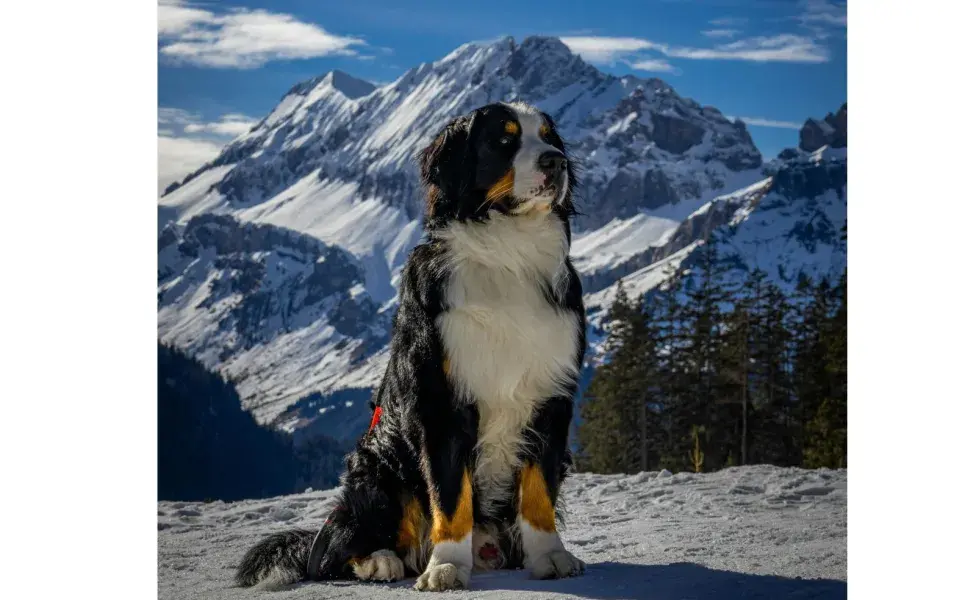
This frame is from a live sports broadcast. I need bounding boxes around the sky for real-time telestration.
[157,0,847,195]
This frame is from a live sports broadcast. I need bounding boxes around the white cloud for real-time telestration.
[157,135,223,196]
[157,107,196,129]
[662,34,828,63]
[730,116,804,129]
[157,0,211,35]
[559,36,660,64]
[157,107,257,195]
[157,1,365,68]
[183,113,256,137]
[562,34,829,65]
[701,29,741,38]
[627,59,679,74]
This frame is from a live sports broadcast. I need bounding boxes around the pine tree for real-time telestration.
[651,266,691,472]
[680,235,735,470]
[158,342,299,501]
[750,280,797,465]
[804,269,847,468]
[576,234,847,474]
[717,295,752,466]
[578,284,655,473]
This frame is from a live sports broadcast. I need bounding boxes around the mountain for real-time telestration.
[157,36,842,440]
[585,112,848,329]
[799,102,847,153]
[157,214,389,429]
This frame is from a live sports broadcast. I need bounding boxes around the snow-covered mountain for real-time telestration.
[585,131,847,328]
[157,35,844,439]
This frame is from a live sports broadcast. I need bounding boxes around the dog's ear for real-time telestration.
[418,111,478,219]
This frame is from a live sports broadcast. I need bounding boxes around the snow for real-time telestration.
[606,112,638,136]
[572,213,681,274]
[264,93,305,129]
[809,145,847,164]
[583,241,700,328]
[240,176,409,258]
[157,164,236,230]
[158,465,847,599]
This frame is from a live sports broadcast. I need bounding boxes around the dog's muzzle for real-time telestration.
[537,150,568,200]
[538,150,567,174]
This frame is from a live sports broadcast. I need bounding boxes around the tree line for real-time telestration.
[577,236,847,474]
[158,342,349,502]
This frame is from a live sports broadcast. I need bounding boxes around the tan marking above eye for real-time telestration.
[539,124,551,137]
[504,121,519,135]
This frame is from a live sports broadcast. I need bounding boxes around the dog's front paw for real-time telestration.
[414,562,471,591]
[526,549,585,580]
[351,549,405,582]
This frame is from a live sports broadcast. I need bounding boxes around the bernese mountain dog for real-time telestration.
[235,101,586,592]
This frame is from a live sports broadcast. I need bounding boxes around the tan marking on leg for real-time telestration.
[430,470,474,544]
[518,463,556,533]
[397,496,423,552]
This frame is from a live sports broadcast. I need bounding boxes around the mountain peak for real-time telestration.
[519,35,574,55]
[323,70,376,100]
[281,70,376,101]
[799,102,847,152]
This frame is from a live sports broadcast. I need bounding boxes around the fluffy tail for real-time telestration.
[235,529,318,590]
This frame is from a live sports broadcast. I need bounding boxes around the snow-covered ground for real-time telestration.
[158,465,847,599]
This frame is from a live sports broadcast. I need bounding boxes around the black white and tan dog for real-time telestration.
[235,101,587,592]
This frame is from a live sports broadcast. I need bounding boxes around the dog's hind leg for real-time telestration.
[308,456,409,582]
[350,549,406,582]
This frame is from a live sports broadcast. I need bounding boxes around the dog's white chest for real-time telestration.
[435,214,579,511]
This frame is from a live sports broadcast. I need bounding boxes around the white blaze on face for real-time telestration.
[505,103,566,211]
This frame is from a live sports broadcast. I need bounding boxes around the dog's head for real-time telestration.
[418,102,577,227]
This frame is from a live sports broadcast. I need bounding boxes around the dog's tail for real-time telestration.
[235,529,320,590]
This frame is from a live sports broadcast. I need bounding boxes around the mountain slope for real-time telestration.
[157,36,841,439]
[158,214,388,425]
[584,104,848,331]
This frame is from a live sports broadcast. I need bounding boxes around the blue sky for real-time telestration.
[157,0,847,193]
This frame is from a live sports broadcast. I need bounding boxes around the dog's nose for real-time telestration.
[538,151,567,173]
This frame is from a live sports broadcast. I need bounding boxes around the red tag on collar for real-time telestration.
[368,405,383,433]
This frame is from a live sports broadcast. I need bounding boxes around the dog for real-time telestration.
[235,101,586,592]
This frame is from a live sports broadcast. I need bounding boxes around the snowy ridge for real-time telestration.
[157,36,842,438]
[158,465,847,599]
[583,156,846,334]
[157,214,389,425]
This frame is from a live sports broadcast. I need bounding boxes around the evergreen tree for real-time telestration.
[804,269,847,468]
[750,281,798,465]
[679,235,736,470]
[717,295,752,466]
[575,235,847,474]
[578,284,656,473]
[650,266,692,472]
[158,342,298,501]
